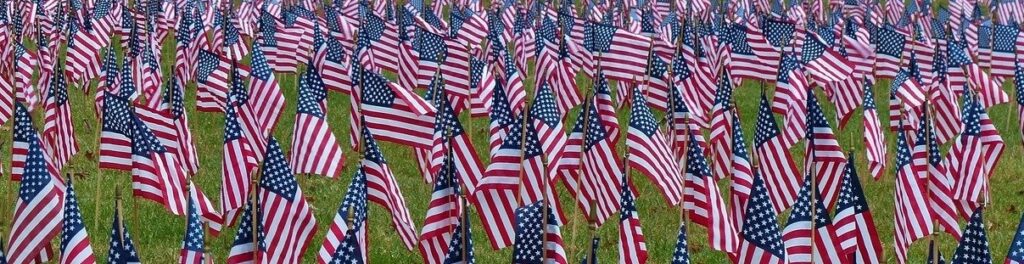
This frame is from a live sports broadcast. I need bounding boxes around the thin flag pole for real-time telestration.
[515,100,532,207]
[679,112,691,225]
[808,110,818,264]
[924,91,940,264]
[568,89,592,259]
[250,162,263,262]
[541,156,550,262]
[116,184,125,245]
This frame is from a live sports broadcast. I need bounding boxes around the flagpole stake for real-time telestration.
[568,91,593,259]
[251,163,262,262]
[116,184,125,244]
[514,101,532,207]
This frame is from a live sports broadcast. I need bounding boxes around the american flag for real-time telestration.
[583,21,651,82]
[482,111,550,207]
[94,47,119,116]
[13,44,36,113]
[826,76,864,129]
[60,177,97,264]
[991,24,1022,77]
[754,92,801,212]
[131,112,189,216]
[580,237,600,264]
[107,202,141,264]
[1017,63,1024,146]
[180,192,207,264]
[432,89,485,192]
[42,63,78,173]
[360,69,437,150]
[968,63,1009,108]
[174,11,196,84]
[947,39,972,89]
[560,99,623,226]
[805,93,847,209]
[531,84,569,174]
[1006,211,1024,264]
[98,93,133,172]
[627,85,683,206]
[222,10,249,60]
[682,130,739,253]
[66,18,103,84]
[227,200,266,264]
[360,127,420,250]
[775,56,808,149]
[861,81,887,180]
[469,57,495,118]
[729,22,780,81]
[413,27,449,87]
[121,55,139,101]
[708,75,733,181]
[313,25,353,93]
[617,173,648,264]
[727,109,755,231]
[358,12,401,73]
[162,77,199,176]
[9,109,61,264]
[734,174,786,264]
[257,11,300,72]
[951,210,992,264]
[219,67,258,226]
[762,16,796,54]
[257,138,317,263]
[833,156,883,264]
[238,42,286,158]
[487,75,515,158]
[782,174,846,264]
[495,45,527,114]
[671,222,689,264]
[195,50,232,112]
[415,79,449,182]
[512,201,567,264]
[930,59,963,144]
[801,32,854,85]
[875,26,907,78]
[316,166,370,264]
[951,92,1004,218]
[894,121,933,264]
[417,153,463,264]
[442,204,475,264]
[290,63,344,178]
[916,118,963,239]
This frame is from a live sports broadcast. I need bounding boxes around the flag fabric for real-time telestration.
[755,92,801,212]
[583,21,651,82]
[951,92,1005,218]
[951,210,992,264]
[98,93,134,172]
[991,24,1022,77]
[61,177,97,264]
[442,204,475,264]
[580,237,600,264]
[671,223,690,264]
[257,138,317,264]
[805,92,848,209]
[530,83,569,174]
[734,174,787,264]
[131,109,189,216]
[43,62,78,173]
[107,203,141,264]
[1017,63,1024,146]
[195,50,233,112]
[728,110,755,231]
[360,69,437,149]
[512,201,567,264]
[683,117,741,252]
[875,26,907,78]
[561,98,624,226]
[801,33,854,85]
[617,173,648,264]
[917,117,964,240]
[833,156,883,264]
[316,166,369,264]
[729,22,780,81]
[968,63,1009,108]
[290,63,344,178]
[894,121,933,264]
[481,111,549,209]
[220,94,258,227]
[1005,212,1024,264]
[238,42,287,158]
[162,77,199,176]
[227,200,266,264]
[708,75,734,181]
[417,153,463,264]
[782,174,845,264]
[179,191,208,264]
[627,85,683,206]
[863,82,887,180]
[775,56,809,149]
[360,127,420,250]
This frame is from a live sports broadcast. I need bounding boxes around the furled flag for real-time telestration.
[317,166,370,264]
[257,138,317,263]
[237,42,286,158]
[755,92,801,212]
[708,74,734,181]
[833,156,883,264]
[361,127,419,249]
[951,210,992,264]
[1005,212,1024,264]
[862,80,887,180]
[61,177,97,264]
[628,85,683,206]
[894,120,933,264]
[531,83,569,173]
[734,174,786,264]
[728,110,755,231]
[107,202,141,264]
[583,21,651,82]
[775,55,809,149]
[180,191,207,264]
[671,222,690,264]
[162,77,199,175]
[13,44,36,113]
[917,116,963,239]
[951,91,1005,218]
[782,173,845,264]
[561,98,623,226]
[443,204,475,264]
[131,111,189,216]
[928,240,947,264]
[220,91,258,227]
[682,130,739,253]
[1017,63,1024,145]
[512,201,567,264]
[227,200,266,263]
[42,62,78,172]
[487,77,515,154]
[892,69,926,120]
[618,172,648,264]
[417,153,463,264]
[360,68,437,149]
[290,62,344,178]
[875,26,907,78]
[580,237,600,264]
[805,92,847,209]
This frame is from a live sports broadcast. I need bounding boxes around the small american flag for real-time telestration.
[708,75,734,181]
[361,127,420,250]
[512,201,567,264]
[531,84,569,173]
[628,85,683,206]
[180,193,208,264]
[358,12,401,73]
[618,173,648,264]
[131,113,188,216]
[1006,211,1024,264]
[66,18,103,84]
[417,153,462,264]
[671,223,689,264]
[682,131,739,253]
[316,166,370,264]
[13,44,36,113]
[162,77,199,176]
[728,110,755,231]
[107,202,142,264]
[290,62,344,178]
[755,91,801,212]
[257,11,300,72]
[313,24,353,93]
[833,156,883,264]
[729,22,780,81]
[915,118,963,239]
[862,81,887,180]
[257,138,317,263]
[801,32,854,85]
[8,105,62,264]
[1017,63,1024,146]
[219,66,258,226]
[805,93,847,209]
[360,68,437,149]
[98,93,134,172]
[482,111,549,206]
[734,174,786,264]
[583,21,651,82]
[222,10,249,60]
[951,210,992,264]
[227,200,266,264]
[781,175,846,264]
[60,177,97,264]
[580,237,600,264]
[561,99,623,226]
[442,205,475,264]
[894,121,933,264]
[776,56,808,149]
[43,62,78,172]
[950,92,1005,218]
[991,24,1022,77]
[195,50,232,113]
[238,42,286,159]
[968,63,1009,108]
[875,26,907,78]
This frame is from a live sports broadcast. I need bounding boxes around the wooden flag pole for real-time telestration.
[679,112,691,225]
[541,157,550,261]
[567,90,592,258]
[460,193,469,262]
[251,163,263,262]
[809,131,818,264]
[514,101,532,207]
[116,185,125,245]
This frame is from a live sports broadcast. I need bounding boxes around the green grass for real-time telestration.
[5,30,1024,263]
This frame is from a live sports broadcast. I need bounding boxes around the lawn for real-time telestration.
[3,27,1023,264]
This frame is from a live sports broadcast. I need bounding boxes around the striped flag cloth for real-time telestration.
[862,81,887,180]
[801,32,854,85]
[951,92,1005,218]
[991,24,1023,77]
[781,175,845,264]
[875,26,907,78]
[257,138,317,263]
[951,210,992,264]
[7,104,63,264]
[560,97,623,226]
[107,202,141,264]
[13,44,36,113]
[98,93,134,172]
[481,111,554,210]
[805,92,848,209]
[776,56,809,149]
[728,22,780,81]
[531,83,569,173]
[42,62,78,173]
[708,75,734,181]
[947,39,972,89]
[360,127,420,250]
[131,111,189,216]
[290,62,344,178]
[825,75,864,129]
[512,201,567,264]
[1017,63,1024,146]
[915,118,963,239]
[754,92,801,212]
[441,203,475,264]
[257,11,300,72]
[469,57,496,118]
[894,121,933,264]
[358,12,401,73]
[682,131,739,253]
[238,42,286,158]
[219,77,259,226]
[313,24,353,93]
[734,174,787,264]
[316,166,370,264]
[60,176,97,264]
[930,60,963,145]
[968,63,1009,108]
[222,11,249,60]
[66,20,103,84]
[728,110,755,232]
[617,173,648,264]
[227,200,266,264]
[833,156,883,264]
[627,85,683,206]
[162,77,199,176]
[195,50,232,112]
[583,21,651,82]
[180,192,208,264]
[1005,211,1024,264]
[359,68,437,150]
[417,154,463,264]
